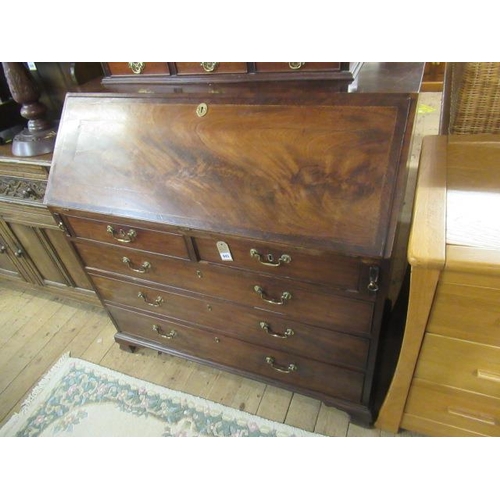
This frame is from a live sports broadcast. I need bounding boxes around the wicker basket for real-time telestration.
[449,62,500,134]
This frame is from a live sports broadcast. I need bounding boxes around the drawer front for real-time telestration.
[194,234,372,293]
[109,305,365,403]
[91,273,370,369]
[427,282,500,347]
[65,215,188,259]
[255,62,341,73]
[76,241,375,335]
[0,176,46,202]
[107,62,170,76]
[404,379,500,437]
[415,333,500,398]
[175,62,247,75]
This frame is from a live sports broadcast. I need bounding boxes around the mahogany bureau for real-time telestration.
[376,135,500,436]
[44,65,423,425]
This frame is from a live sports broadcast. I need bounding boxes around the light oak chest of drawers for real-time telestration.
[45,70,421,425]
[376,135,500,436]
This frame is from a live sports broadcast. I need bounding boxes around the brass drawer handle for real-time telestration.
[266,356,297,374]
[153,324,177,340]
[128,62,145,74]
[250,249,291,267]
[259,321,294,339]
[107,225,137,243]
[367,266,380,292]
[200,62,219,72]
[137,291,164,307]
[288,62,305,70]
[254,285,292,305]
[122,256,151,273]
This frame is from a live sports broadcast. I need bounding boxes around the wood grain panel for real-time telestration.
[46,94,412,257]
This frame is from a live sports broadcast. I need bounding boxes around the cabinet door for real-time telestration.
[0,229,26,282]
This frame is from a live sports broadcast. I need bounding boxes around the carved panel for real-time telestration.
[0,176,46,201]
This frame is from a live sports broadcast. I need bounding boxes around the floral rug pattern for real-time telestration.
[0,355,320,437]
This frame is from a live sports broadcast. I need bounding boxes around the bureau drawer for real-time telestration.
[427,282,500,347]
[106,62,170,76]
[255,62,341,73]
[194,235,372,293]
[76,241,375,335]
[175,62,247,75]
[404,379,500,436]
[91,273,370,369]
[415,333,500,398]
[65,215,188,259]
[109,305,365,403]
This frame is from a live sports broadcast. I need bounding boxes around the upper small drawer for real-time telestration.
[106,62,170,76]
[0,175,46,203]
[255,62,341,73]
[63,214,188,259]
[193,234,375,294]
[175,62,248,75]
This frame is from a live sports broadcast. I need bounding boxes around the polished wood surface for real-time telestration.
[45,65,424,425]
[376,134,500,436]
[47,92,414,257]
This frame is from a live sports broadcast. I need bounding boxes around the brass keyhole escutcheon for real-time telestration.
[200,62,219,73]
[196,103,208,117]
[128,62,145,74]
[288,62,305,70]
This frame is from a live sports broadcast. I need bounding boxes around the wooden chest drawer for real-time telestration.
[109,304,365,403]
[415,333,500,398]
[64,215,189,259]
[404,379,500,436]
[175,62,247,75]
[427,282,500,347]
[255,62,341,73]
[106,62,170,76]
[194,234,374,293]
[76,241,375,335]
[91,273,370,369]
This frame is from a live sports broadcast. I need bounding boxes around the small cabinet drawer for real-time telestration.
[427,282,500,347]
[76,241,375,335]
[194,234,372,293]
[0,176,46,202]
[404,379,500,437]
[90,273,370,369]
[415,333,500,398]
[110,304,365,403]
[106,62,170,76]
[64,215,188,259]
[255,62,341,73]
[175,62,247,75]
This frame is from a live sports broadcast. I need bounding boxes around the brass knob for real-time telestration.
[288,62,305,70]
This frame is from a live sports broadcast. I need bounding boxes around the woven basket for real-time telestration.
[449,62,500,134]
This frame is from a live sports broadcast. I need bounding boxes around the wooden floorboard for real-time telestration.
[0,92,442,435]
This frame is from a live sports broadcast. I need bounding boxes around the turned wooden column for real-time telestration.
[2,62,57,156]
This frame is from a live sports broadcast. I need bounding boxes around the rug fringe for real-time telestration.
[18,351,72,415]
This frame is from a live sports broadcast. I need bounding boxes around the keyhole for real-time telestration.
[196,103,208,117]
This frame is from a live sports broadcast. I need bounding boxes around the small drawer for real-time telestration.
[76,241,374,335]
[64,215,188,259]
[427,282,500,347]
[255,62,341,73]
[193,235,372,293]
[106,62,170,76]
[404,379,500,437]
[0,175,46,202]
[110,304,365,403]
[90,273,370,370]
[415,333,500,398]
[175,62,248,75]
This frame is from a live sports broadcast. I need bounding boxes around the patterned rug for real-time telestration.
[0,354,321,437]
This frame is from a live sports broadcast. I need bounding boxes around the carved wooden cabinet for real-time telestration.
[45,64,423,424]
[0,145,96,302]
